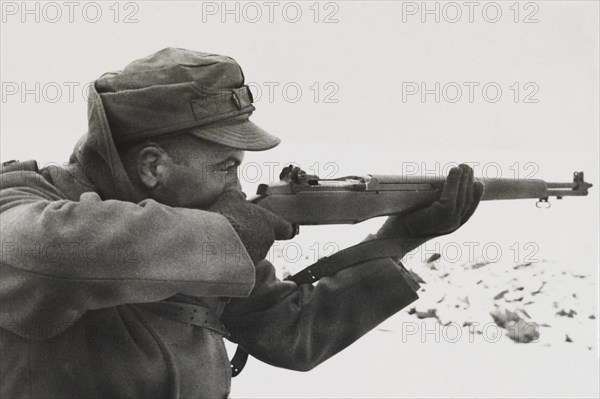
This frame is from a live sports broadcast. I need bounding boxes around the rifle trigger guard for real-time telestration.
[536,197,551,208]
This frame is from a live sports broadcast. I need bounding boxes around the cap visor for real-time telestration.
[187,118,281,151]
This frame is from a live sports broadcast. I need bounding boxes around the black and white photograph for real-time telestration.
[1,1,598,398]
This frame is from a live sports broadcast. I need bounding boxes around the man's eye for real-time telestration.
[217,160,238,171]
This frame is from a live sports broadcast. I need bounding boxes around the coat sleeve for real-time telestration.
[221,257,419,371]
[0,170,255,340]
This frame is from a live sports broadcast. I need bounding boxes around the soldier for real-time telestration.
[0,48,482,398]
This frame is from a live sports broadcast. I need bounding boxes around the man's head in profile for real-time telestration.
[77,47,278,209]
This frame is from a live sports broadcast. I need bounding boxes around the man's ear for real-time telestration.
[137,145,170,190]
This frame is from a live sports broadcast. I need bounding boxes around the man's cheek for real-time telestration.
[212,171,240,188]
[226,172,240,186]
[201,179,230,207]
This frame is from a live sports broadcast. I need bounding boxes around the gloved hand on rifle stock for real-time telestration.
[376,164,484,240]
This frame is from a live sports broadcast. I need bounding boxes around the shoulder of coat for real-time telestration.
[0,159,39,174]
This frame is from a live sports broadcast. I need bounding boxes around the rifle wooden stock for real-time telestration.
[250,171,592,225]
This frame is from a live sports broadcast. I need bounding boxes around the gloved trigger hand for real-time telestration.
[209,186,295,264]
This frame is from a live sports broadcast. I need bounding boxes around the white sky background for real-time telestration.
[1,1,599,397]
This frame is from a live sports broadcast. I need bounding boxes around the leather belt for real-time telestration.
[138,301,230,337]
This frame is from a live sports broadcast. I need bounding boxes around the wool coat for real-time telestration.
[0,85,419,398]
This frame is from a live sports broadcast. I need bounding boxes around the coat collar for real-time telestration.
[44,162,97,201]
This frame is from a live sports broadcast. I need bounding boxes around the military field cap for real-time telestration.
[94,47,280,150]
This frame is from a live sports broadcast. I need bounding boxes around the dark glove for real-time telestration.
[377,164,484,239]
[210,187,295,264]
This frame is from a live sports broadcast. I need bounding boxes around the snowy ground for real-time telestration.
[230,330,599,398]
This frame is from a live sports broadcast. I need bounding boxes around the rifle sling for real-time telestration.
[284,237,422,286]
[230,236,422,377]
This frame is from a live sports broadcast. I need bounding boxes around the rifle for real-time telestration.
[232,167,593,377]
[248,165,594,283]
[251,167,593,226]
